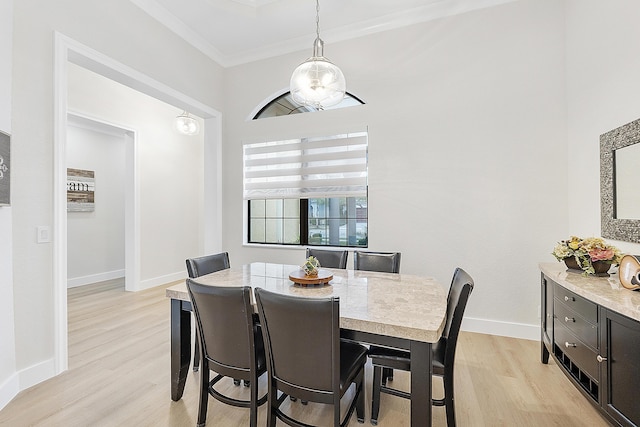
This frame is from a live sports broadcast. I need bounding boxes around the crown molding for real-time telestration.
[131,0,518,68]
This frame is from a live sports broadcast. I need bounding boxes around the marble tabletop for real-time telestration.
[167,262,448,343]
[540,262,640,322]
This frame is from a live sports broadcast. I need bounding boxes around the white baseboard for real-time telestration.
[0,372,19,411]
[67,269,125,288]
[0,358,57,411]
[18,358,56,391]
[462,316,539,341]
[137,271,185,291]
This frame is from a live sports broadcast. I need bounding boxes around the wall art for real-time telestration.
[67,168,95,212]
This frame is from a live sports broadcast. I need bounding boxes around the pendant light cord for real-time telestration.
[315,0,320,40]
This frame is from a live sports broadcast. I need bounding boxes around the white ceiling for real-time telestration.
[130,0,518,67]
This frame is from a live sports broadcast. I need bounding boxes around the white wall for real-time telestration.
[0,0,17,411]
[222,0,568,339]
[10,0,222,398]
[66,123,126,287]
[67,63,204,288]
[565,0,640,256]
[7,0,640,409]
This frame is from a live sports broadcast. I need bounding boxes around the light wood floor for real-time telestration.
[0,279,610,427]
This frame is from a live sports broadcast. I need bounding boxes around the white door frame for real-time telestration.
[53,33,222,374]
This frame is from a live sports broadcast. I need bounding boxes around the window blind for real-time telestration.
[243,131,368,200]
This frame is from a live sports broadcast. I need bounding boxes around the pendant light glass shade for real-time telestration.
[175,111,200,136]
[290,1,345,109]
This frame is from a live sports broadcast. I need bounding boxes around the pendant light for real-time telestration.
[175,111,200,136]
[290,0,346,109]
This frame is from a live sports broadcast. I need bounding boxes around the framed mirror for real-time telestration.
[601,118,640,243]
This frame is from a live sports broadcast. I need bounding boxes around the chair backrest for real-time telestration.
[306,248,348,269]
[255,287,339,401]
[186,252,230,278]
[186,279,257,374]
[441,268,474,365]
[353,251,401,273]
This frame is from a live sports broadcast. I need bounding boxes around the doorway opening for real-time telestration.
[53,33,222,374]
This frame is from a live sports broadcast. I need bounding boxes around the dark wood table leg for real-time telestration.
[410,340,432,427]
[171,299,192,401]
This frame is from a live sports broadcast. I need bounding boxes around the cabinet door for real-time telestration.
[601,308,640,427]
[541,274,553,363]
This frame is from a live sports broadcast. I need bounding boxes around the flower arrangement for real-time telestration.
[552,236,623,275]
[302,256,321,277]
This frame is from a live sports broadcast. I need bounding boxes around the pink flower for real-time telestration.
[590,248,614,261]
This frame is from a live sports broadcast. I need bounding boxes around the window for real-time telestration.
[253,91,364,120]
[248,197,368,246]
[244,132,368,247]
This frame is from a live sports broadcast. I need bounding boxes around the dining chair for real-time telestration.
[185,252,231,373]
[186,279,267,427]
[353,251,401,274]
[368,267,475,427]
[353,250,401,382]
[305,248,348,269]
[254,287,368,427]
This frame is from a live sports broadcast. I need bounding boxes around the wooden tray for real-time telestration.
[289,269,333,286]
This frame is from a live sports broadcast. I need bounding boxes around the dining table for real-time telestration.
[166,262,447,427]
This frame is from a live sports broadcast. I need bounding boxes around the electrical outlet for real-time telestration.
[37,226,51,243]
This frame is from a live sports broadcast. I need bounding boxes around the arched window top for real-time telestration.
[252,91,364,120]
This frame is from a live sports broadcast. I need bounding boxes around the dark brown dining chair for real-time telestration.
[254,287,368,427]
[353,250,401,382]
[353,251,401,274]
[186,252,230,373]
[186,252,230,280]
[306,248,349,269]
[368,267,474,427]
[186,279,267,427]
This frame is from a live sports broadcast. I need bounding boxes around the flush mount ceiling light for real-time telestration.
[175,111,200,136]
[290,0,346,110]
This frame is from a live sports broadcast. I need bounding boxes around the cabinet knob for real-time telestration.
[597,355,607,363]
[564,316,575,323]
[564,295,575,302]
[565,342,577,348]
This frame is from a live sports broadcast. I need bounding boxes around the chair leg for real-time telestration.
[371,365,382,425]
[355,370,365,423]
[193,339,200,372]
[382,367,393,384]
[266,384,278,427]
[443,371,456,427]
[196,364,209,427]
[249,374,258,427]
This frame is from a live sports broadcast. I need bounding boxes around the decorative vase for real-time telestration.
[563,257,580,271]
[592,260,611,276]
[302,256,320,277]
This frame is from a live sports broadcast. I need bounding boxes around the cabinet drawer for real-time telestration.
[554,300,598,349]
[554,283,597,324]
[555,323,599,381]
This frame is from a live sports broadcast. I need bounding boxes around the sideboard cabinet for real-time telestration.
[540,263,640,427]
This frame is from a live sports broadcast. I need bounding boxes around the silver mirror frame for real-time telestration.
[601,118,640,243]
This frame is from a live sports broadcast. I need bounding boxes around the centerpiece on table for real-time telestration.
[302,255,321,277]
[289,255,333,286]
[552,235,623,276]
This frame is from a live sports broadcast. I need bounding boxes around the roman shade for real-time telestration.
[243,131,367,200]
